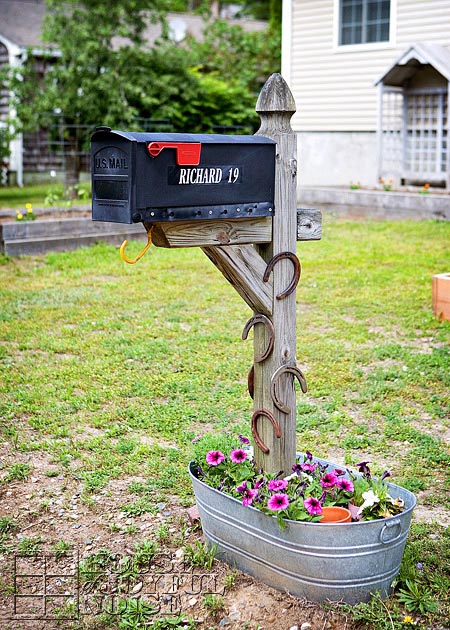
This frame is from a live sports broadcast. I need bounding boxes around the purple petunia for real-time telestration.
[332,468,346,477]
[236,481,248,494]
[336,478,354,493]
[320,473,338,488]
[242,488,257,506]
[268,479,288,492]
[254,477,266,489]
[238,435,250,444]
[205,450,225,466]
[304,496,323,516]
[267,493,290,511]
[357,461,371,478]
[230,449,247,463]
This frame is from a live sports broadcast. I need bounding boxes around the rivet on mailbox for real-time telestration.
[91,128,276,225]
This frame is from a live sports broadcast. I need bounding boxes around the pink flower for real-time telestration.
[332,468,346,477]
[337,478,354,493]
[206,450,225,466]
[268,479,288,492]
[242,488,257,506]
[320,473,338,488]
[267,493,289,511]
[230,449,247,463]
[300,463,316,473]
[304,497,323,516]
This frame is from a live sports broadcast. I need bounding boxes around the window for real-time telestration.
[339,0,390,46]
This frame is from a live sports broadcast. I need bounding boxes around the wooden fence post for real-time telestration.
[252,73,299,474]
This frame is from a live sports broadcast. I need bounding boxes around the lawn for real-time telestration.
[0,216,449,629]
[0,182,90,210]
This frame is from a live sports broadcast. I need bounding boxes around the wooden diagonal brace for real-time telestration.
[202,244,273,316]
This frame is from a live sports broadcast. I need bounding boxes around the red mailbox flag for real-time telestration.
[147,142,202,166]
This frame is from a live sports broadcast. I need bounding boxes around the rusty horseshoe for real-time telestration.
[251,408,282,454]
[247,365,255,399]
[270,363,308,414]
[241,314,275,363]
[263,252,301,300]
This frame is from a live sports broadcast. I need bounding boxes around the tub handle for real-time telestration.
[380,519,402,544]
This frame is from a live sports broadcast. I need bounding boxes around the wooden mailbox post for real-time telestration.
[91,73,321,475]
[203,74,304,474]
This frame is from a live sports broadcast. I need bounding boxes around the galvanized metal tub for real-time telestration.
[189,458,416,605]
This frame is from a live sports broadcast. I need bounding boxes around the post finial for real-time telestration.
[256,73,296,115]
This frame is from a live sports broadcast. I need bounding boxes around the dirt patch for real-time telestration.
[413,503,450,528]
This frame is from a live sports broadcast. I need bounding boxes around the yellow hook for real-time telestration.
[120,226,154,264]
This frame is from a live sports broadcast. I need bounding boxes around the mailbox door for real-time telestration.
[92,136,134,223]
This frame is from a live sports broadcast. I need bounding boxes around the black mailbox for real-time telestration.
[91,128,276,224]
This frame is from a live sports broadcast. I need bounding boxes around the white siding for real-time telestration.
[288,0,450,132]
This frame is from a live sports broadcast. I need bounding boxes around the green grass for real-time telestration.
[0,216,449,628]
[0,182,90,209]
[0,183,64,209]
[0,219,448,490]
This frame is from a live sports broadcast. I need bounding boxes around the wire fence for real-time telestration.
[20,116,253,177]
[22,118,175,174]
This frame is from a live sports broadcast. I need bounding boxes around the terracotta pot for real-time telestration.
[320,506,352,523]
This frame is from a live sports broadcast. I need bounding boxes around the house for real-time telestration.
[282,0,450,189]
[0,0,266,186]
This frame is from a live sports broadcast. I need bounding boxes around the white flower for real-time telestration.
[357,490,380,515]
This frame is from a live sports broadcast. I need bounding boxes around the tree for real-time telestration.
[186,18,280,97]
[4,0,280,190]
[6,0,172,192]
[116,43,258,132]
[168,0,281,26]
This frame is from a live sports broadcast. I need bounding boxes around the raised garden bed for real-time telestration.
[0,209,147,256]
